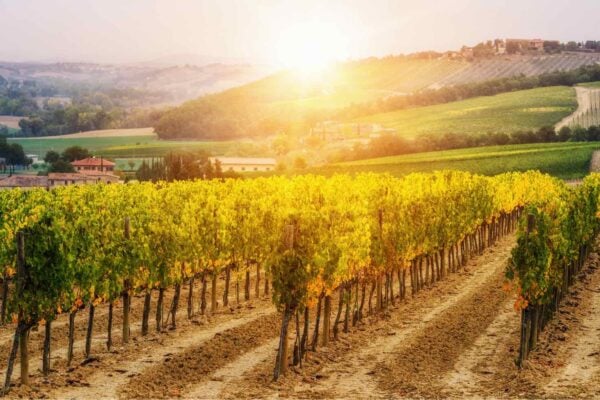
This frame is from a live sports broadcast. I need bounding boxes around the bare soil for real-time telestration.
[6,235,600,399]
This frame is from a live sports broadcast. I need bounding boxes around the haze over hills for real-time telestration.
[154,51,600,140]
[0,60,271,105]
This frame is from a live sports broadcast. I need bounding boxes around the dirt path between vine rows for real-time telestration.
[18,302,276,399]
[218,235,516,399]
[185,338,279,399]
[4,270,270,398]
[484,242,600,399]
[16,233,600,399]
[540,253,600,398]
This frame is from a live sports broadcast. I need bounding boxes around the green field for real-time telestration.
[9,135,262,159]
[355,86,577,138]
[578,81,600,88]
[316,142,600,180]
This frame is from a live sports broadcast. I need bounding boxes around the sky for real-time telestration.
[0,0,599,66]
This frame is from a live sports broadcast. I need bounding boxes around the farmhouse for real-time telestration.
[79,170,121,183]
[72,157,115,172]
[0,170,121,190]
[210,157,276,172]
[0,175,49,190]
[529,39,544,51]
[48,173,96,186]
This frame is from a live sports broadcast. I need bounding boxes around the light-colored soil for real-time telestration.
[8,234,600,399]
[18,127,155,139]
[220,235,516,399]
[440,297,519,397]
[185,338,279,399]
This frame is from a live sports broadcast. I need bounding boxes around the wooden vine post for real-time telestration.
[273,224,296,381]
[3,231,28,394]
[518,213,536,368]
[122,217,131,344]
[16,232,29,387]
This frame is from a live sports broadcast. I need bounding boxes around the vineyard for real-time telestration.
[355,86,576,138]
[0,171,599,398]
[432,53,600,88]
[556,86,600,129]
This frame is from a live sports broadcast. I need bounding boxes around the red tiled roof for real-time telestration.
[0,175,48,187]
[71,157,115,167]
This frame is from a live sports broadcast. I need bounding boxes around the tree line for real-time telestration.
[135,151,238,182]
[0,76,164,137]
[332,125,600,162]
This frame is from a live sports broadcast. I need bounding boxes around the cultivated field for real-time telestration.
[432,53,600,87]
[3,172,600,400]
[355,86,576,138]
[36,127,155,139]
[556,84,600,129]
[323,142,600,179]
[0,116,22,129]
[8,132,263,159]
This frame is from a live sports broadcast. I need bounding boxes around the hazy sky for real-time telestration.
[0,0,599,65]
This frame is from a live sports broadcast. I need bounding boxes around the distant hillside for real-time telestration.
[154,53,600,140]
[0,61,270,105]
[355,86,576,138]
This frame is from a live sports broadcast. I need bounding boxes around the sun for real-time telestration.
[274,21,349,75]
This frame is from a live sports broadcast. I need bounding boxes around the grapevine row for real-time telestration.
[0,170,568,390]
[507,173,600,366]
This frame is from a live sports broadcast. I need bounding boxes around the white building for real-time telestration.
[210,157,276,172]
[26,154,40,164]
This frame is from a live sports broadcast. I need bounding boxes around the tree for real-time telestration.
[61,146,91,162]
[47,160,75,173]
[566,41,579,51]
[557,126,572,141]
[272,134,292,156]
[506,41,520,54]
[293,157,307,170]
[44,151,61,164]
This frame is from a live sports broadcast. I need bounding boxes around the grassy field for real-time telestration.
[9,133,264,159]
[315,142,600,180]
[578,81,600,88]
[354,86,577,138]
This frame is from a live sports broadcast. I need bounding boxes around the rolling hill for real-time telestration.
[154,53,600,140]
[0,61,270,105]
[354,86,576,138]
